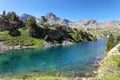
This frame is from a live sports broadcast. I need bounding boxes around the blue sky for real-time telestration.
[0,0,120,22]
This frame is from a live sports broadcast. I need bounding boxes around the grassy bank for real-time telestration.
[96,55,120,80]
[95,43,120,80]
[0,72,72,80]
[0,26,97,48]
[0,28,44,47]
[0,76,71,80]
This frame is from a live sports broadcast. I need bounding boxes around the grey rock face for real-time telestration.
[44,13,60,21]
[42,13,70,25]
[19,13,35,21]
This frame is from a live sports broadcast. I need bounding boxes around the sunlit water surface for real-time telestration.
[0,39,106,76]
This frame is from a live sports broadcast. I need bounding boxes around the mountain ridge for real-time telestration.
[19,13,120,28]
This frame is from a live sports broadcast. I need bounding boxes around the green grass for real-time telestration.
[0,73,72,80]
[103,55,120,70]
[1,76,70,80]
[0,28,44,47]
[96,55,120,80]
[118,46,120,52]
[99,71,120,80]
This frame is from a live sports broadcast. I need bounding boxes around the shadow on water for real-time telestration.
[0,39,106,77]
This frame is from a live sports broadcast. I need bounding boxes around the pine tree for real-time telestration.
[117,35,120,42]
[25,17,37,37]
[8,27,21,37]
[26,17,36,27]
[2,10,6,16]
[106,33,115,51]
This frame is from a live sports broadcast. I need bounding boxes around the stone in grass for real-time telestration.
[74,76,88,80]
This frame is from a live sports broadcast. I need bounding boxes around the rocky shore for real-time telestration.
[43,41,73,48]
[0,41,73,53]
[0,42,38,53]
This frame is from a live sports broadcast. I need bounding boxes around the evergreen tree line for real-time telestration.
[0,11,23,36]
[0,11,97,43]
[106,33,120,51]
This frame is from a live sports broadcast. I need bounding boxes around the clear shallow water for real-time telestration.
[0,39,106,76]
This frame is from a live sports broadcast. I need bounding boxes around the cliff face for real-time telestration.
[40,13,71,26]
[30,25,96,43]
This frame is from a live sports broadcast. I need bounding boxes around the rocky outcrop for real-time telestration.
[42,13,70,25]
[43,41,73,48]
[33,25,96,43]
[0,21,23,31]
[0,40,73,52]
[0,42,37,53]
[44,13,60,22]
[0,42,20,52]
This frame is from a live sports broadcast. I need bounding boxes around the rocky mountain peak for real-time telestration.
[44,13,60,22]
[45,13,56,17]
[83,19,98,26]
[84,19,97,24]
[19,13,35,21]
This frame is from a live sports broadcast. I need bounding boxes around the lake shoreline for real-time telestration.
[0,41,73,53]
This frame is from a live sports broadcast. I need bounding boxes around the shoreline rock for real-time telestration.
[0,42,38,53]
[0,41,73,53]
[43,41,73,48]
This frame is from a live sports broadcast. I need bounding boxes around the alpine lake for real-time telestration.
[0,39,106,77]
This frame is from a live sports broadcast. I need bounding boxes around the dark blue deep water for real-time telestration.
[0,39,106,76]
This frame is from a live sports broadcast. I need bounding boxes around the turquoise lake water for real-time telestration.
[0,39,106,76]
